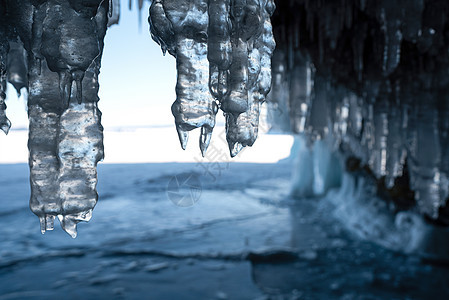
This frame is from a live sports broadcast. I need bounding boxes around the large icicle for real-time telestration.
[225,0,276,156]
[150,0,218,156]
[9,0,109,237]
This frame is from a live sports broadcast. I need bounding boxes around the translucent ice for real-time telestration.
[225,2,276,156]
[7,41,28,95]
[266,47,290,133]
[264,0,449,220]
[150,0,218,156]
[8,0,108,237]
[288,50,314,134]
[149,0,275,157]
[0,28,11,134]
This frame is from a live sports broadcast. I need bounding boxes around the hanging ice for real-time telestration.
[0,28,11,135]
[7,41,28,95]
[3,0,449,236]
[266,47,290,133]
[149,0,276,157]
[225,2,275,156]
[5,0,109,237]
[288,50,314,134]
[264,0,449,221]
[149,0,218,156]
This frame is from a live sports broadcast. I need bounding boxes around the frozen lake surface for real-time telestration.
[0,162,448,299]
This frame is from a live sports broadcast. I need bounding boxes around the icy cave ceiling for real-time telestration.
[1,0,449,236]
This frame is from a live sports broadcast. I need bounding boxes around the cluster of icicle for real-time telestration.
[0,0,118,237]
[149,0,276,157]
[267,0,449,220]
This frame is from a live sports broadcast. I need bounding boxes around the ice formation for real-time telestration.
[0,23,11,134]
[1,0,110,237]
[267,0,449,222]
[2,0,449,236]
[149,0,276,157]
[0,0,276,236]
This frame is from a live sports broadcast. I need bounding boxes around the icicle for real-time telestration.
[266,47,290,132]
[57,64,104,238]
[0,29,11,135]
[225,1,275,156]
[7,41,28,96]
[221,0,265,115]
[37,0,104,108]
[20,0,109,237]
[207,0,232,101]
[148,0,175,56]
[370,82,390,179]
[408,96,443,219]
[379,3,403,76]
[149,0,275,157]
[307,75,330,143]
[28,58,65,236]
[289,50,314,134]
[385,104,403,188]
[332,87,349,149]
[151,0,218,155]
[107,0,120,27]
[352,23,367,82]
[225,46,261,156]
[347,93,363,138]
[438,99,449,209]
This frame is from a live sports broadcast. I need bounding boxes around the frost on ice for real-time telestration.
[149,0,276,157]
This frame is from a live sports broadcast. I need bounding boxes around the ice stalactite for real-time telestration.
[7,41,28,96]
[408,97,444,219]
[5,0,109,237]
[207,0,232,102]
[225,2,276,157]
[288,50,313,134]
[150,0,218,157]
[107,0,121,26]
[267,0,449,222]
[266,47,290,132]
[0,29,11,135]
[370,84,390,180]
[149,0,275,157]
[306,76,329,143]
[378,1,403,76]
